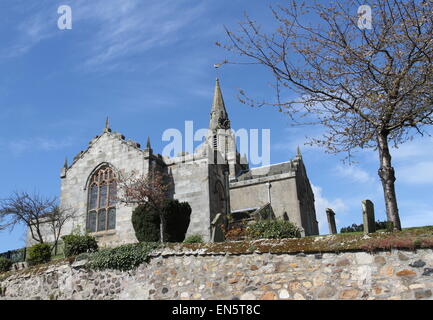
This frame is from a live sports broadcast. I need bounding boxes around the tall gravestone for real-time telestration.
[362,200,376,234]
[326,208,337,234]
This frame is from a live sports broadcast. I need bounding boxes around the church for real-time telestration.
[27,79,319,247]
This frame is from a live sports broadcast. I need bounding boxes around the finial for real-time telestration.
[296,146,302,158]
[104,117,112,133]
[146,136,152,149]
[64,157,68,169]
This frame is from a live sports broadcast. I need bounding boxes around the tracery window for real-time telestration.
[86,166,117,233]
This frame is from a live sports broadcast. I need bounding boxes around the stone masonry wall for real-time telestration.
[2,248,433,300]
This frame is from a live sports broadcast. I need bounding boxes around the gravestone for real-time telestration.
[210,213,226,242]
[362,200,376,234]
[326,208,337,234]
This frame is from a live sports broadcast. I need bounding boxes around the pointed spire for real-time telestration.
[209,78,230,130]
[104,117,111,133]
[296,146,302,159]
[146,136,152,149]
[64,157,68,169]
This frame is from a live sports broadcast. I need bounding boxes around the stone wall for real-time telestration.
[2,248,433,300]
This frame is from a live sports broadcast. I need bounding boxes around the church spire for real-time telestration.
[146,136,152,149]
[209,78,230,130]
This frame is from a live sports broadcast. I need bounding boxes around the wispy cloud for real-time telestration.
[0,1,58,58]
[272,126,324,155]
[75,0,207,71]
[392,135,433,185]
[1,0,208,72]
[312,184,347,234]
[334,164,375,184]
[398,161,433,185]
[0,137,73,155]
[391,136,433,161]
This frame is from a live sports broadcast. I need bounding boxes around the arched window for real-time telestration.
[86,166,117,233]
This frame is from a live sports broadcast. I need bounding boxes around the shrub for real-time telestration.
[340,220,396,233]
[340,223,363,233]
[163,199,191,242]
[132,204,161,242]
[0,257,12,273]
[88,242,159,271]
[27,243,51,266]
[62,234,98,257]
[385,221,395,232]
[183,234,204,244]
[246,220,301,240]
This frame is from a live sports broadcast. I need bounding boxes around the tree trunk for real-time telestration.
[377,133,402,231]
[160,213,165,243]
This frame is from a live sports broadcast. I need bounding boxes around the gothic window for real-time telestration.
[86,166,117,233]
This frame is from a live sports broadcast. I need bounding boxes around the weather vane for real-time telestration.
[213,59,228,79]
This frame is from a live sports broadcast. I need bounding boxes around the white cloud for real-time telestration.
[272,126,325,157]
[391,137,433,161]
[311,184,347,234]
[334,164,375,184]
[391,134,433,185]
[398,161,433,185]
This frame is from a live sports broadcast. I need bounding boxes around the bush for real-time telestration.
[0,257,12,273]
[62,234,98,257]
[88,242,159,271]
[27,243,51,266]
[340,220,395,233]
[132,204,161,242]
[246,220,301,240]
[385,221,394,232]
[164,199,191,242]
[183,234,204,244]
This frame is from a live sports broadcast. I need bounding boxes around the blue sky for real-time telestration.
[1,0,432,252]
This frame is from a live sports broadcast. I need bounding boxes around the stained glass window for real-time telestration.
[87,211,97,233]
[97,209,106,232]
[87,166,117,233]
[89,185,98,210]
[108,208,116,230]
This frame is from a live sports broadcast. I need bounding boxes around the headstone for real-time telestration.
[362,200,376,234]
[211,213,226,242]
[326,208,337,234]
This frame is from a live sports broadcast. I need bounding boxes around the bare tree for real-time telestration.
[0,191,76,249]
[116,169,170,241]
[219,0,433,231]
[44,205,77,254]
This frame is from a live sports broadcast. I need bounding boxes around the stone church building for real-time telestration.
[28,79,319,247]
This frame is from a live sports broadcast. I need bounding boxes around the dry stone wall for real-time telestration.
[1,248,433,300]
